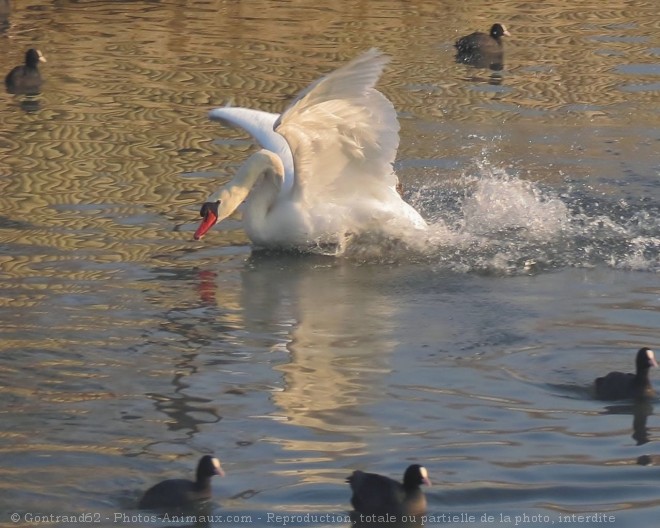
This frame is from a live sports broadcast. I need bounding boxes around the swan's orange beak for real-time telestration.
[194,202,219,240]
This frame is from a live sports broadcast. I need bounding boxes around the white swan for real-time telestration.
[194,49,427,250]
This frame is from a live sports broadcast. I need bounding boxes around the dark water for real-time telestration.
[0,1,659,527]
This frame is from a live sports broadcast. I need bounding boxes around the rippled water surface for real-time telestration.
[1,1,659,527]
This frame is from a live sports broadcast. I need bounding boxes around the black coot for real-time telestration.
[595,347,657,401]
[347,464,430,519]
[138,455,224,511]
[5,48,46,94]
[455,24,510,69]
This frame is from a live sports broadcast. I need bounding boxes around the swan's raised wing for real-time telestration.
[274,49,399,205]
[208,106,294,195]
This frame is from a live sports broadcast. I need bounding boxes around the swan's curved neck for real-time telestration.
[212,149,285,223]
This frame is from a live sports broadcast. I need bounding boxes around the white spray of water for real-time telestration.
[460,169,570,241]
[341,160,658,274]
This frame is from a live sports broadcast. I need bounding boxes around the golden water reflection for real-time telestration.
[0,0,658,520]
[242,256,399,435]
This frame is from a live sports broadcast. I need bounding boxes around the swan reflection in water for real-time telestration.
[195,252,411,434]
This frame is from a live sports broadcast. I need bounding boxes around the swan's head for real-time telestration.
[194,149,285,240]
[193,186,238,241]
[194,200,221,240]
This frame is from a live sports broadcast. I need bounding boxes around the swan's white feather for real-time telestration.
[208,106,294,196]
[275,48,399,204]
[202,49,427,249]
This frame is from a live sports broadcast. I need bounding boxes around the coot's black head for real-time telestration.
[636,347,657,372]
[25,48,46,68]
[196,455,224,481]
[402,464,431,490]
[490,24,511,39]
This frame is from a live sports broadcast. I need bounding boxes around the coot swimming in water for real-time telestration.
[347,464,431,519]
[594,347,657,401]
[455,24,510,69]
[5,48,46,94]
[138,455,224,511]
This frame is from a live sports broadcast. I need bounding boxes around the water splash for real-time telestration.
[342,161,659,275]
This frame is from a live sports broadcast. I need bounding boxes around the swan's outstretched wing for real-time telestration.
[208,106,294,195]
[274,49,400,205]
